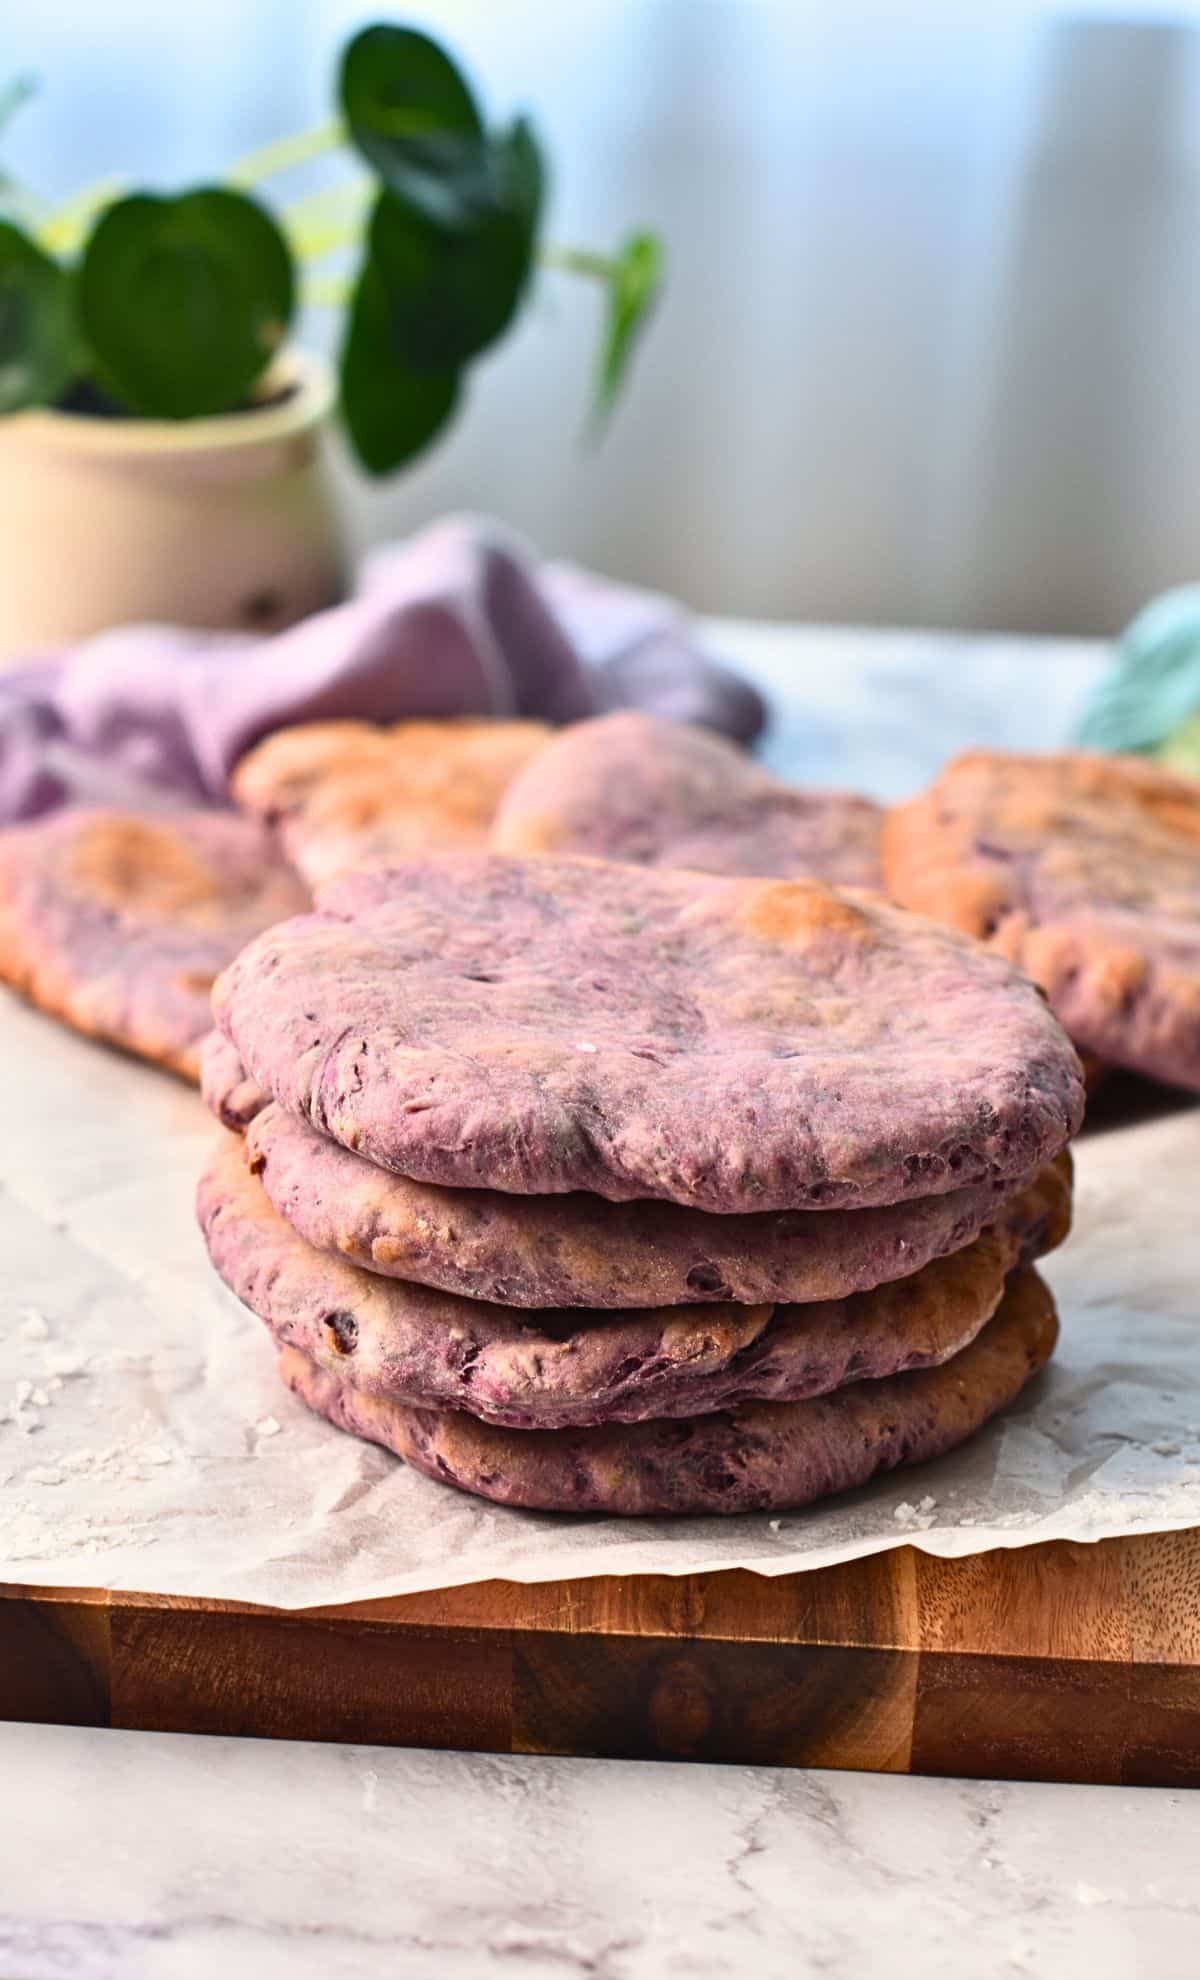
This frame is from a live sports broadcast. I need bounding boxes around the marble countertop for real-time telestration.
[726,619,1108,797]
[1,1721,1195,1980]
[5,619,1188,1980]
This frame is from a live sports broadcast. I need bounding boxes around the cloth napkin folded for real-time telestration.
[0,515,765,825]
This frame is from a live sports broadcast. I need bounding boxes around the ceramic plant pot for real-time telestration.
[0,347,348,662]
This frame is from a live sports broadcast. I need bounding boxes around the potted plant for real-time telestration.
[0,25,662,657]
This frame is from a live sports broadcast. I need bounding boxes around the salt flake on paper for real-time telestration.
[45,1352,87,1380]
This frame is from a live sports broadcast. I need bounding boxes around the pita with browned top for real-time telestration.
[232,716,550,888]
[198,1130,1066,1432]
[883,750,1200,1090]
[277,1266,1059,1514]
[492,710,884,888]
[214,853,1084,1214]
[0,807,306,1079]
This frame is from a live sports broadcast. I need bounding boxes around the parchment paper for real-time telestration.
[3,991,1198,1608]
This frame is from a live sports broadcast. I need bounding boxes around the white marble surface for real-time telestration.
[0,1721,1195,1980]
[7,620,1189,1980]
[713,619,1110,796]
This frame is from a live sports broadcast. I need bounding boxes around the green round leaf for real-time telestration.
[339,258,460,475]
[0,219,73,412]
[339,25,491,228]
[368,126,541,371]
[594,230,664,421]
[78,188,294,418]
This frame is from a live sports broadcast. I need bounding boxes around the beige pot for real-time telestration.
[0,348,348,663]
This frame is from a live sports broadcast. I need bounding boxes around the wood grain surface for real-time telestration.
[3,1528,1198,1785]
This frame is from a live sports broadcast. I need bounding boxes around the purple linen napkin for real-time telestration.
[0,514,765,824]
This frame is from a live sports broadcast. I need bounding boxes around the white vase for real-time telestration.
[0,347,348,663]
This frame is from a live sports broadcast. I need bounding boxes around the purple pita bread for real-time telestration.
[884,750,1200,1092]
[0,806,306,1079]
[213,854,1084,1213]
[237,1090,1069,1308]
[491,711,884,888]
[198,1132,1067,1430]
[277,1266,1058,1513]
[232,717,551,889]
[200,1028,269,1131]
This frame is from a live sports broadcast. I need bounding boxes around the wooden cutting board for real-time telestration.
[4,1527,1198,1785]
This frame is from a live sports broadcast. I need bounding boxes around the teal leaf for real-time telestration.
[78,187,294,418]
[0,218,73,412]
[1076,585,1200,755]
[339,257,460,474]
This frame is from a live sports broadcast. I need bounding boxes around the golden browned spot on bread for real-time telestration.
[175,967,218,995]
[71,818,224,922]
[738,878,875,946]
[928,749,1200,849]
[231,722,398,816]
[232,718,553,880]
[1039,1149,1074,1254]
[1137,789,1200,846]
[493,809,566,854]
[235,718,549,822]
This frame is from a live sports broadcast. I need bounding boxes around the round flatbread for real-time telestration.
[198,1132,1066,1430]
[239,1091,1069,1308]
[214,853,1084,1212]
[200,1029,268,1131]
[491,711,884,889]
[276,1266,1058,1513]
[232,717,550,889]
[882,750,1200,1091]
[0,806,306,1080]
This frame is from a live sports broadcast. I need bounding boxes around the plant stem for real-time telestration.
[40,174,125,252]
[227,119,347,189]
[539,245,614,282]
[301,274,352,308]
[288,218,364,262]
[34,122,353,259]
[281,177,368,230]
[283,180,370,264]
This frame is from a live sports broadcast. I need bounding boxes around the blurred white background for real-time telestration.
[8,0,1200,633]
